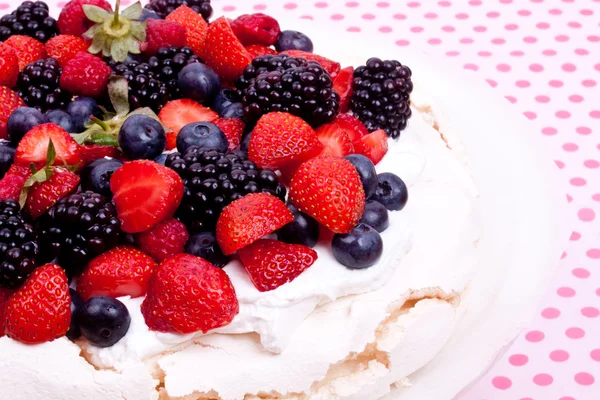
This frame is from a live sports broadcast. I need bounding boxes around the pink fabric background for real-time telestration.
[26,0,600,398]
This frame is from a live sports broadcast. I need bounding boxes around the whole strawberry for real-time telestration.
[77,246,157,300]
[0,86,25,140]
[58,0,113,37]
[290,156,365,233]
[45,34,89,67]
[136,218,189,262]
[0,43,19,88]
[231,13,281,47]
[4,36,47,71]
[4,264,71,344]
[141,254,239,334]
[60,51,112,97]
[166,5,208,56]
[24,167,81,220]
[144,19,186,56]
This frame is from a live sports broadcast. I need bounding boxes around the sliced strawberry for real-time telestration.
[77,246,158,301]
[110,160,184,233]
[214,118,245,151]
[15,123,81,166]
[24,168,80,220]
[238,239,317,292]
[0,164,33,201]
[216,193,293,255]
[201,17,253,83]
[166,5,208,56]
[282,50,341,79]
[80,144,120,165]
[355,129,389,165]
[248,112,322,169]
[333,66,354,113]
[334,113,369,145]
[136,218,189,262]
[246,44,277,58]
[158,99,219,150]
[315,122,354,157]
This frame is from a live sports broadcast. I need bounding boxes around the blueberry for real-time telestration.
[66,289,84,340]
[118,114,166,160]
[359,201,389,233]
[210,88,239,115]
[220,102,244,119]
[46,109,75,133]
[67,97,102,133]
[277,203,320,247]
[81,159,124,198]
[137,8,160,21]
[332,223,383,269]
[154,153,168,166]
[177,63,220,104]
[275,30,314,53]
[78,296,131,348]
[7,107,47,145]
[372,173,408,211]
[185,232,230,268]
[0,143,15,179]
[176,122,227,153]
[122,53,143,64]
[345,154,377,199]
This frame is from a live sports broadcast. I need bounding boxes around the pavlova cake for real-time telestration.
[0,1,481,399]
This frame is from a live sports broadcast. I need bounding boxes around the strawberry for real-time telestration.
[214,118,245,151]
[333,66,354,113]
[141,254,239,334]
[110,160,184,233]
[60,51,112,98]
[248,112,322,169]
[282,50,341,79]
[166,5,208,56]
[158,99,219,150]
[289,156,365,233]
[246,44,277,58]
[0,86,25,140]
[80,144,120,165]
[24,168,80,220]
[4,36,47,71]
[216,193,293,255]
[44,34,89,67]
[0,43,19,88]
[201,17,253,83]
[4,264,71,344]
[0,164,32,201]
[231,13,281,46]
[238,239,317,292]
[0,287,14,337]
[58,0,113,37]
[144,19,186,56]
[334,113,369,145]
[15,123,81,166]
[315,122,354,157]
[77,246,158,301]
[355,129,388,165]
[136,218,189,262]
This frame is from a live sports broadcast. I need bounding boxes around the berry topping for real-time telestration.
[44,34,88,67]
[78,296,131,347]
[4,35,47,71]
[359,200,389,233]
[276,203,320,248]
[67,97,101,133]
[274,30,313,53]
[165,5,208,56]
[315,122,355,158]
[57,0,112,37]
[144,19,186,56]
[231,13,281,47]
[334,113,369,146]
[0,43,20,88]
[60,52,112,98]
[145,0,213,21]
[15,123,81,166]
[7,107,48,145]
[141,253,239,334]
[282,50,341,80]
[216,193,293,255]
[345,154,378,199]
[355,129,388,165]
[184,231,229,268]
[176,121,227,154]
[372,172,409,211]
[238,239,317,292]
[118,114,166,161]
[77,246,157,300]
[4,264,71,344]
[214,118,245,151]
[331,223,383,269]
[136,218,189,262]
[158,99,219,149]
[289,156,365,234]
[0,1,59,43]
[177,63,221,104]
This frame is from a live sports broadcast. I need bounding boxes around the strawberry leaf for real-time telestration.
[82,4,111,23]
[108,76,130,117]
[45,139,56,168]
[121,2,143,20]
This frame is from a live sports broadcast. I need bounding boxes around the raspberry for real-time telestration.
[136,218,189,262]
[144,20,186,56]
[231,13,281,47]
[59,51,112,98]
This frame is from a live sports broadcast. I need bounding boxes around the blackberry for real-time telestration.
[166,147,286,233]
[147,46,203,99]
[0,199,39,289]
[16,58,72,112]
[145,0,212,21]
[236,54,340,127]
[350,57,413,139]
[38,191,123,277]
[0,1,58,43]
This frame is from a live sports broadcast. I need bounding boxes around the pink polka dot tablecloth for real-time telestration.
[29,0,600,398]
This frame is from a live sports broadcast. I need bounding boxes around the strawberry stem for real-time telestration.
[90,116,110,131]
[112,0,121,28]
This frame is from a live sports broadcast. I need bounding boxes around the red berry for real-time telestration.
[25,168,81,220]
[110,160,184,234]
[333,66,354,113]
[238,239,317,292]
[165,5,208,56]
[315,122,355,158]
[4,264,71,344]
[80,144,121,165]
[77,246,158,301]
[216,193,293,255]
[0,43,19,88]
[136,218,189,262]
[144,19,186,56]
[141,254,239,334]
[0,86,25,140]
[0,287,14,337]
[248,112,322,169]
[289,156,365,233]
[158,99,219,150]
[231,13,281,47]
[4,36,47,71]
[214,118,245,151]
[0,164,32,201]
[334,113,369,145]
[355,129,389,165]
[58,0,113,37]
[45,34,89,67]
[60,52,112,98]
[15,123,81,166]
[282,50,341,79]
[245,44,277,58]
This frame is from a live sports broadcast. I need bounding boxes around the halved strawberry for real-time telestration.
[166,5,208,56]
[24,168,80,220]
[315,122,354,157]
[214,118,245,151]
[158,99,219,150]
[355,129,388,165]
[201,17,253,83]
[77,246,158,301]
[246,44,277,58]
[15,123,81,166]
[110,160,184,233]
[248,112,322,169]
[0,164,32,201]
[334,113,369,145]
[80,144,120,165]
[282,50,341,79]
[333,66,354,113]
[216,193,293,255]
[238,239,317,292]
